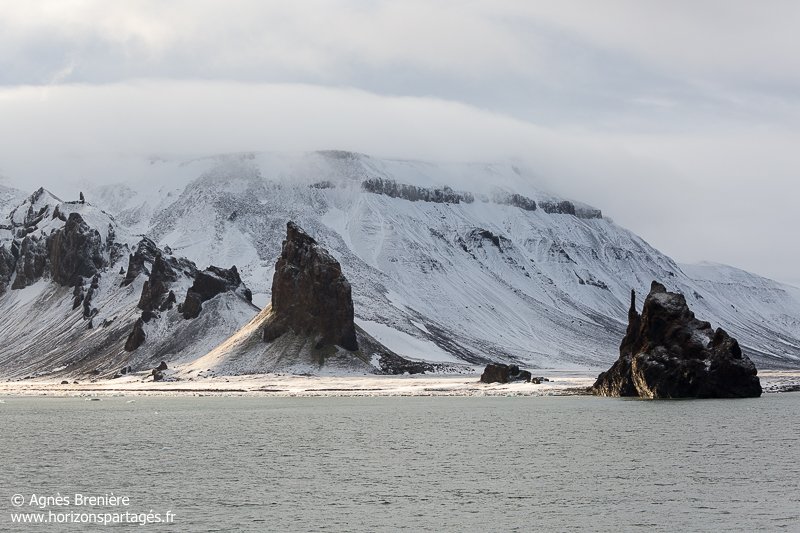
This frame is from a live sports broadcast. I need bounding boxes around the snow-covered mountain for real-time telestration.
[81,151,800,369]
[0,183,26,215]
[1,150,799,377]
[0,188,258,378]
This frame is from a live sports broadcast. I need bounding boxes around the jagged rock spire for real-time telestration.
[262,221,358,351]
[593,281,761,398]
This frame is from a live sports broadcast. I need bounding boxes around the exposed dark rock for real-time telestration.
[11,236,48,289]
[469,229,506,251]
[0,245,17,294]
[124,318,146,351]
[181,265,246,319]
[378,352,435,375]
[160,290,176,311]
[107,225,126,267]
[547,243,575,264]
[82,274,101,318]
[362,177,474,204]
[47,213,106,287]
[262,222,358,351]
[52,205,67,222]
[72,282,86,310]
[592,282,762,399]
[540,200,576,215]
[121,238,161,286]
[492,191,537,211]
[137,253,178,312]
[152,361,168,381]
[575,271,609,290]
[180,291,202,320]
[60,380,69,385]
[480,363,533,383]
[457,228,512,257]
[12,188,53,228]
[539,199,602,219]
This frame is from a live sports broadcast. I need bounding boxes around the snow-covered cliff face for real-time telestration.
[81,151,800,369]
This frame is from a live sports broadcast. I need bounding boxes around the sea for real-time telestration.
[1,394,798,532]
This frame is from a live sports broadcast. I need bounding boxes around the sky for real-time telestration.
[0,0,798,285]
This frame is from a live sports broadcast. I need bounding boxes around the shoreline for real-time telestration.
[0,370,798,398]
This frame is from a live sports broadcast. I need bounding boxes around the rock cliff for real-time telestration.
[592,281,762,398]
[263,221,358,351]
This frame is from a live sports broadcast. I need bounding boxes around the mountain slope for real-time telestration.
[83,151,800,369]
[0,189,258,379]
[0,183,26,216]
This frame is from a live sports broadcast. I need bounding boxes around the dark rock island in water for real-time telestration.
[592,281,762,398]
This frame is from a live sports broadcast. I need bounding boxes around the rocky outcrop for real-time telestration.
[540,199,601,219]
[461,228,511,253]
[47,213,105,287]
[11,236,48,289]
[262,222,358,351]
[0,245,15,294]
[9,212,106,290]
[377,352,435,375]
[152,361,168,381]
[362,178,475,204]
[181,266,251,319]
[124,317,146,352]
[120,236,252,352]
[540,200,576,215]
[137,253,178,314]
[492,191,537,211]
[121,238,161,287]
[592,281,762,398]
[480,363,533,383]
[81,274,101,318]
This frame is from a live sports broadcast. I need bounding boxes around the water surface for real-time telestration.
[1,394,798,531]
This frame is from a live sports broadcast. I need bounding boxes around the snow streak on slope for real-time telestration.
[76,151,800,370]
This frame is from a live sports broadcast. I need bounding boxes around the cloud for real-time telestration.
[3,1,798,128]
[1,79,798,288]
[0,2,798,285]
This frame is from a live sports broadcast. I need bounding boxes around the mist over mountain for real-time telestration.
[1,150,798,377]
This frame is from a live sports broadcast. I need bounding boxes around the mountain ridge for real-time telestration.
[1,150,799,376]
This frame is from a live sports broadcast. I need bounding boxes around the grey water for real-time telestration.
[1,394,798,532]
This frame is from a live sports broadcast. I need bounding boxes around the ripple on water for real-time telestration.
[0,394,798,532]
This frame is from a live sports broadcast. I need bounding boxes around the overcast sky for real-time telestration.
[1,1,798,285]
